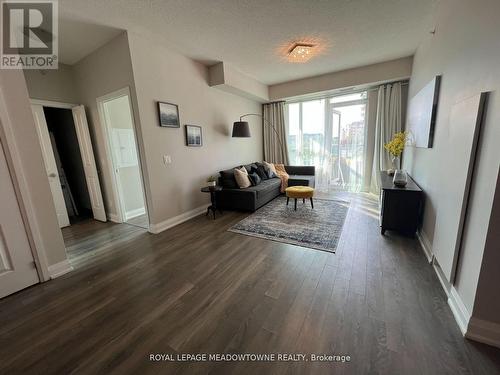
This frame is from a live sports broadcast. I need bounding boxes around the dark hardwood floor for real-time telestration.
[1,194,499,374]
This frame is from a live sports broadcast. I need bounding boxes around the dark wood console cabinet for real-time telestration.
[379,171,423,236]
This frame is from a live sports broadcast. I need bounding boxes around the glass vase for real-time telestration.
[393,169,408,187]
[387,156,400,176]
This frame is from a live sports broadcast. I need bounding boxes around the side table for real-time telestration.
[201,186,223,220]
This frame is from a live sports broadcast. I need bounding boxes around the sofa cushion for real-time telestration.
[288,175,315,187]
[248,172,261,186]
[234,167,252,188]
[219,168,238,189]
[245,178,280,198]
[244,163,258,173]
[255,164,269,180]
[263,161,277,178]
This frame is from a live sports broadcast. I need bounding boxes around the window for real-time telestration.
[286,92,368,192]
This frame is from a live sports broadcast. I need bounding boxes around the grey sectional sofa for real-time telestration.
[216,163,315,212]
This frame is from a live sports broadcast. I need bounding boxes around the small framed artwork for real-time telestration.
[185,125,202,147]
[157,101,180,128]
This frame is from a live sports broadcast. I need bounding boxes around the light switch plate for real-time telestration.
[163,155,172,164]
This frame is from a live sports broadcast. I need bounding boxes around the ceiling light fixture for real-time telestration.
[288,43,315,62]
[277,37,328,63]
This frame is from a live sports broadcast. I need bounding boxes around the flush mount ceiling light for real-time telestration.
[277,37,328,63]
[288,43,315,62]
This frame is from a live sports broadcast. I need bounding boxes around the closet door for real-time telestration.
[72,105,106,222]
[0,139,40,298]
[30,104,70,228]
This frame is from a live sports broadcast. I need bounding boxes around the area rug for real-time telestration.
[228,196,349,253]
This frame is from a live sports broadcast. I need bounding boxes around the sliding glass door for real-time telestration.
[286,92,368,192]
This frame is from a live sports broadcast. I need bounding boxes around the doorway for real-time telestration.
[44,107,93,224]
[31,102,107,228]
[97,88,148,229]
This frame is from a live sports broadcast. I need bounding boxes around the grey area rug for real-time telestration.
[229,196,350,253]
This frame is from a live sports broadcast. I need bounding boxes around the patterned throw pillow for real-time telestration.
[234,167,252,188]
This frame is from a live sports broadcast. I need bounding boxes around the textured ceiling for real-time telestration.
[58,0,437,84]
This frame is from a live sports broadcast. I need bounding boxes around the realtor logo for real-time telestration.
[1,0,58,69]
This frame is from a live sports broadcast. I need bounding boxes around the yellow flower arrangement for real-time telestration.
[384,131,407,157]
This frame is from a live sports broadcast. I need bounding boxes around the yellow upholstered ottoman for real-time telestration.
[285,186,315,211]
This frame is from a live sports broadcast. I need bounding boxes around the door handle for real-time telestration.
[48,173,57,178]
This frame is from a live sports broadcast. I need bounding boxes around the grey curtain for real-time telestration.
[263,101,289,164]
[370,82,402,194]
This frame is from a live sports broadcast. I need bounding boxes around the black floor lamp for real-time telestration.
[232,113,286,158]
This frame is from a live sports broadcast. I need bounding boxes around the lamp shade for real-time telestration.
[232,121,251,137]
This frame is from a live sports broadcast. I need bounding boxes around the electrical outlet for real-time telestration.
[163,155,172,165]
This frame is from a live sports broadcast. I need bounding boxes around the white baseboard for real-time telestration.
[149,205,207,234]
[125,207,146,220]
[432,259,451,297]
[448,286,471,336]
[466,317,500,348]
[107,213,121,223]
[48,259,73,279]
[416,230,433,263]
[418,236,472,338]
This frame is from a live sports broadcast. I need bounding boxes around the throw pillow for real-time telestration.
[244,163,258,174]
[234,167,252,189]
[263,161,277,178]
[248,172,261,186]
[219,169,238,189]
[255,165,269,180]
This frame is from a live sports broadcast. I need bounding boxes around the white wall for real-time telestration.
[23,64,79,103]
[127,32,262,226]
[72,33,145,220]
[403,0,500,318]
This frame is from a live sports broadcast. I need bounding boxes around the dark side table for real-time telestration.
[201,186,222,220]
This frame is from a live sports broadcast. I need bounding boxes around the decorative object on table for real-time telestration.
[393,169,408,187]
[431,92,488,283]
[285,186,314,211]
[384,131,408,177]
[201,186,223,219]
[206,175,217,187]
[379,171,423,236]
[185,125,202,146]
[407,75,441,148]
[157,101,180,128]
[229,196,349,253]
[232,112,288,164]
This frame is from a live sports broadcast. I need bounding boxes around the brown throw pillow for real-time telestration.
[234,167,252,189]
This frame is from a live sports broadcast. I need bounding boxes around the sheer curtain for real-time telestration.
[370,82,402,194]
[263,101,289,164]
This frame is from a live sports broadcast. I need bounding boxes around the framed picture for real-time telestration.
[157,101,180,128]
[185,125,202,147]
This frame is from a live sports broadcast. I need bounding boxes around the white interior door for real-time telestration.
[30,104,70,228]
[72,105,107,222]
[0,139,40,298]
